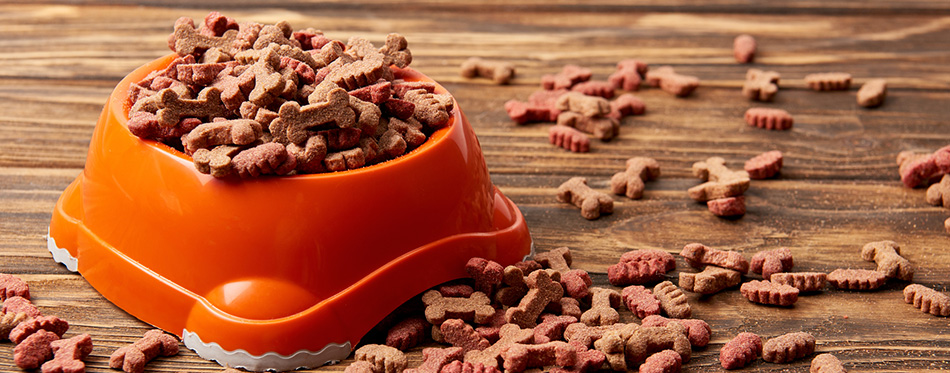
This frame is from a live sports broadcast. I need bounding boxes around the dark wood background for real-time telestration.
[2,1,949,372]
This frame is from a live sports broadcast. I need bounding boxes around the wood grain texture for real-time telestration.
[1,1,949,372]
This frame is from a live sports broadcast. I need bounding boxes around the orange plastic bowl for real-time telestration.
[47,54,532,371]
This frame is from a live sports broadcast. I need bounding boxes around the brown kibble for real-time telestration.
[403,88,454,129]
[279,88,356,144]
[810,353,847,373]
[625,324,691,366]
[42,333,93,373]
[548,125,590,153]
[688,157,751,202]
[679,265,741,294]
[542,65,592,90]
[733,34,757,63]
[534,314,577,344]
[14,329,59,370]
[680,243,750,273]
[610,157,660,199]
[440,360,501,373]
[556,177,614,220]
[354,344,409,373]
[501,341,576,373]
[861,240,914,281]
[770,272,827,292]
[169,16,240,56]
[641,315,711,347]
[857,79,887,108]
[422,291,495,326]
[827,269,886,290]
[653,281,691,319]
[494,266,529,306]
[621,285,661,319]
[555,92,611,118]
[762,332,815,363]
[535,246,573,274]
[0,311,28,341]
[506,270,564,328]
[805,72,852,91]
[745,107,793,130]
[131,87,232,130]
[750,247,794,280]
[720,332,762,370]
[742,68,779,101]
[593,323,639,371]
[740,280,800,306]
[580,287,622,326]
[608,93,646,120]
[707,196,746,217]
[745,150,783,180]
[546,297,582,320]
[182,119,263,154]
[926,174,950,208]
[10,315,69,344]
[464,323,534,370]
[109,329,179,373]
[460,57,515,85]
[2,296,41,318]
[386,317,429,351]
[645,66,699,97]
[903,284,950,317]
[0,274,29,301]
[344,360,377,373]
[556,112,619,141]
[639,349,682,373]
[194,144,242,177]
[441,319,490,354]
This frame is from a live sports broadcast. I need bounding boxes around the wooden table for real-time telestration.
[2,2,949,372]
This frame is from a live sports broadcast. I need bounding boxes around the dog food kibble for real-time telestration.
[740,280,800,306]
[440,284,475,298]
[638,349,681,373]
[621,285,662,318]
[750,247,794,280]
[9,315,69,344]
[555,91,611,119]
[344,360,377,373]
[680,243,750,273]
[827,269,886,290]
[465,257,504,295]
[608,249,675,286]
[733,34,757,63]
[440,360,501,373]
[42,333,93,373]
[542,65,593,91]
[571,81,615,99]
[465,323,534,369]
[810,353,847,373]
[535,246,573,274]
[745,107,793,130]
[745,150,783,179]
[500,341,577,373]
[653,281,692,319]
[608,93,646,120]
[580,287,621,326]
[707,196,746,217]
[386,317,428,351]
[641,315,712,347]
[626,324,692,366]
[610,157,660,199]
[560,269,593,300]
[608,59,648,91]
[356,344,409,373]
[422,290,495,325]
[548,125,590,153]
[0,274,30,301]
[897,145,950,188]
[762,332,816,363]
[679,265,742,294]
[720,332,762,369]
[440,319,490,354]
[593,324,639,371]
[556,112,619,141]
[805,72,852,91]
[689,157,751,202]
[0,311,27,341]
[861,240,914,281]
[14,329,59,370]
[769,272,828,292]
[460,57,515,85]
[506,270,564,327]
[2,296,41,318]
[534,314,577,344]
[926,174,950,208]
[645,66,700,97]
[556,177,614,220]
[903,284,950,317]
[743,68,779,101]
[857,78,887,108]
[109,329,179,373]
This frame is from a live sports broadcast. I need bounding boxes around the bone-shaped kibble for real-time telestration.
[806,72,852,91]
[42,333,93,373]
[182,119,263,154]
[926,174,950,208]
[810,353,846,373]
[460,57,515,85]
[742,68,779,101]
[506,270,564,328]
[422,290,494,326]
[548,125,590,153]
[555,92,611,118]
[625,324,692,366]
[720,332,762,370]
[0,311,27,341]
[769,272,827,292]
[827,268,886,290]
[762,332,815,363]
[688,157,751,202]
[542,65,592,90]
[580,287,621,326]
[641,315,711,348]
[592,323,639,371]
[745,150,783,179]
[132,87,232,129]
[2,296,40,318]
[319,49,387,92]
[653,281,691,319]
[287,134,329,173]
[14,329,59,370]
[379,33,412,68]
[0,274,29,301]
[750,247,794,280]
[620,285,661,319]
[608,59,647,91]
[506,100,557,125]
[170,17,240,56]
[857,78,887,108]
[680,243,750,273]
[534,314,577,344]
[465,257,504,296]
[550,297,582,320]
[861,240,913,281]
[9,315,69,344]
[740,280,799,306]
[610,156,660,199]
[564,323,628,350]
[176,61,230,86]
[607,93,645,120]
[440,319,489,354]
[354,344,408,373]
[403,88,454,128]
[745,107,793,130]
[193,144,241,177]
[494,265,528,306]
[645,66,699,97]
[231,142,297,178]
[734,34,757,63]
[464,323,534,369]
[556,177,614,220]
[679,265,741,295]
[897,146,950,188]
[501,341,576,373]
[903,284,950,317]
[278,88,356,144]
[109,329,179,373]
[570,81,614,99]
[535,246,572,274]
[556,112,618,141]
[253,21,299,50]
